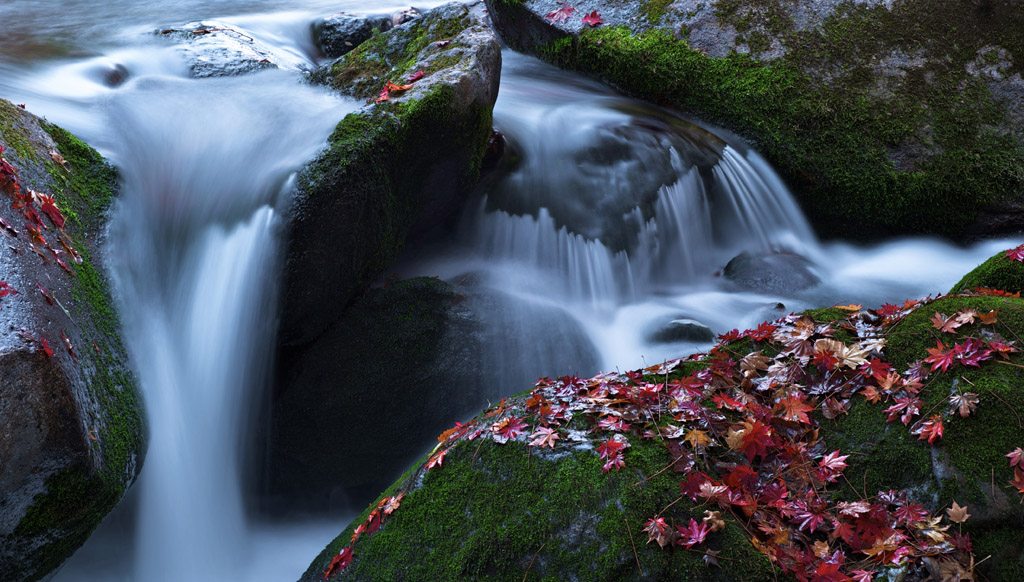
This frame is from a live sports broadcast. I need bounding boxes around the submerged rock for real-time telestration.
[647,316,715,344]
[484,0,1024,242]
[0,100,145,582]
[280,0,500,347]
[722,250,821,294]
[157,21,308,77]
[300,255,1024,581]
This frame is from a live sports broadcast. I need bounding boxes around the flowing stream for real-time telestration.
[0,2,1015,581]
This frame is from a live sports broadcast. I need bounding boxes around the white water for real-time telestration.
[0,3,1017,582]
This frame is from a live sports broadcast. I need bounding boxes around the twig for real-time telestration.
[624,518,643,577]
[994,359,1024,370]
[633,456,678,487]
[963,376,1022,428]
[521,542,546,582]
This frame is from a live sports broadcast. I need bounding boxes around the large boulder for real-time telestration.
[0,100,145,582]
[950,245,1024,295]
[279,0,501,348]
[484,0,1024,242]
[300,252,1024,581]
[156,21,309,77]
[270,276,601,510]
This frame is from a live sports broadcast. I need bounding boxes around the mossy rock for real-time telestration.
[279,0,500,347]
[303,283,1024,580]
[300,434,776,582]
[826,294,1024,577]
[0,100,145,582]
[484,0,1024,241]
[950,247,1024,295]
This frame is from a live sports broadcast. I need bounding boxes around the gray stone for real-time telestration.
[313,13,393,59]
[157,21,308,78]
[0,99,144,582]
[722,251,821,295]
[647,317,715,344]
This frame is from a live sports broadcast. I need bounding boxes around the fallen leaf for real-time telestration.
[946,501,970,524]
[545,5,575,23]
[581,10,604,26]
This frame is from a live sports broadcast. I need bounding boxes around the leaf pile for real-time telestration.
[0,144,81,360]
[323,279,1024,580]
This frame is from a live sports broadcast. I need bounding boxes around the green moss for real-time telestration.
[951,250,1024,295]
[503,0,1024,241]
[306,436,776,582]
[0,100,39,162]
[298,82,492,298]
[641,0,673,25]
[319,9,472,99]
[40,121,118,231]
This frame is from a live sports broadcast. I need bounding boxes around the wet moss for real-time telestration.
[304,436,776,582]
[0,100,38,162]
[950,249,1024,295]
[317,9,473,99]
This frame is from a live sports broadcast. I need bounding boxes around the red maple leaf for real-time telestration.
[811,559,853,582]
[491,415,528,443]
[545,5,575,23]
[406,71,424,82]
[581,10,604,26]
[1007,447,1024,469]
[0,281,16,299]
[643,517,674,548]
[39,335,54,358]
[323,546,352,579]
[913,415,943,444]
[38,193,65,229]
[675,518,711,548]
[738,419,772,462]
[776,393,815,424]
[1005,244,1024,262]
[894,502,929,527]
[883,395,922,425]
[923,341,955,373]
[596,437,626,460]
[749,321,778,341]
[425,449,447,470]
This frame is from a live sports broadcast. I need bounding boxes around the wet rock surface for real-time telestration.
[0,99,144,582]
[722,251,821,295]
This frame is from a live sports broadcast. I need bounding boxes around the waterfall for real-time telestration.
[102,70,351,581]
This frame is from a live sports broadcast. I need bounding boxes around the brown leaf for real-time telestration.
[946,501,970,524]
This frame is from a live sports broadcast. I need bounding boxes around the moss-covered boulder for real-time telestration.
[0,100,145,582]
[303,258,1024,581]
[279,1,500,348]
[484,0,1024,241]
[950,245,1024,295]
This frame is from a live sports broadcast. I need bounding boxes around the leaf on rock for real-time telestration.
[642,517,674,548]
[528,426,560,448]
[1007,447,1024,469]
[545,5,575,23]
[581,10,604,26]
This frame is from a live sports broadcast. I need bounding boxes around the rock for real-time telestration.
[299,281,1024,581]
[647,317,715,344]
[269,276,600,511]
[157,21,308,77]
[280,0,500,347]
[271,277,483,508]
[950,247,1024,295]
[313,13,393,59]
[483,0,1024,242]
[0,100,145,582]
[722,250,820,294]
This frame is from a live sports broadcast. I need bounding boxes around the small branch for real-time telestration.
[521,542,546,582]
[624,518,644,577]
[962,376,1022,428]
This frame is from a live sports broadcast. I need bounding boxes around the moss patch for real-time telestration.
[303,437,775,582]
[950,249,1024,295]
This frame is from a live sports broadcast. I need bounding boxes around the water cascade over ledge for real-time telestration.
[0,3,1015,581]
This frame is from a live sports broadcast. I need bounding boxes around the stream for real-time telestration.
[0,1,1014,581]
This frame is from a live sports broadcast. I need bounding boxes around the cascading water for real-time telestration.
[0,2,1016,581]
[103,71,353,581]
